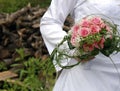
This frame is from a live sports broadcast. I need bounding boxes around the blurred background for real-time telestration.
[0,0,72,91]
[0,0,57,91]
[0,0,51,13]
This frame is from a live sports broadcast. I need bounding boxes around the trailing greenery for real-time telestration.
[0,0,51,13]
[0,48,55,91]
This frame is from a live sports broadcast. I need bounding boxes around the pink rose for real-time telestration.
[93,41,100,49]
[88,44,94,51]
[90,25,100,34]
[83,44,94,52]
[81,19,90,27]
[72,25,80,33]
[79,28,90,37]
[71,36,76,46]
[71,34,77,46]
[105,25,111,32]
[100,22,106,28]
[91,17,102,25]
[98,37,105,49]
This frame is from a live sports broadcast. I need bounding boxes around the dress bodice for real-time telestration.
[73,0,120,28]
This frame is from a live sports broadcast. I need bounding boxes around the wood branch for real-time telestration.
[63,25,71,31]
[0,18,6,24]
[0,71,18,81]
[18,22,33,27]
[0,48,10,59]
[7,7,30,23]
[32,8,46,17]
[3,59,13,66]
[32,23,39,28]
[0,13,6,19]
[29,5,40,12]
[0,6,30,25]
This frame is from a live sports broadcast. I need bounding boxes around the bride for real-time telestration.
[40,0,120,91]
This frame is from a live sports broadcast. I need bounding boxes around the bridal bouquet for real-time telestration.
[51,15,120,69]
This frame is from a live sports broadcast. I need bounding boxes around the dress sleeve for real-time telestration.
[40,0,83,71]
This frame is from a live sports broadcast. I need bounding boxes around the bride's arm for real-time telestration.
[40,0,77,71]
[40,0,77,54]
[40,0,85,71]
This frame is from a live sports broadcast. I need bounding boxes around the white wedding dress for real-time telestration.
[40,0,120,91]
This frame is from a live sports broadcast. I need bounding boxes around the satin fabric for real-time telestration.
[40,0,120,91]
